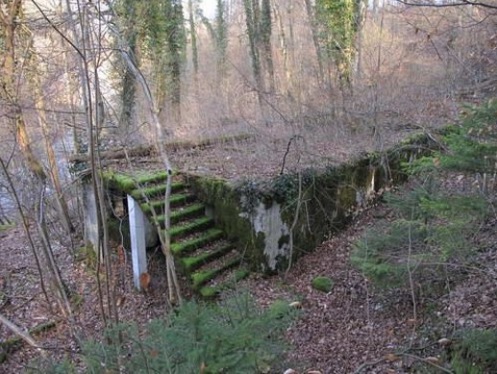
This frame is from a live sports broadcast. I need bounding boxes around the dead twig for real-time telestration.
[280,135,300,175]
[353,351,454,373]
[0,314,55,357]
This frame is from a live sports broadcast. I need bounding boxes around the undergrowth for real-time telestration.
[29,292,297,374]
[351,99,497,371]
[352,99,496,290]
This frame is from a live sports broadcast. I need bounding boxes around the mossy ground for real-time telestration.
[0,224,14,231]
[311,276,334,293]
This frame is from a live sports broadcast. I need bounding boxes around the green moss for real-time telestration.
[191,257,242,289]
[170,229,224,255]
[167,216,213,239]
[169,193,194,205]
[233,268,250,281]
[268,299,292,319]
[112,174,136,190]
[153,203,205,225]
[186,175,267,271]
[0,223,14,231]
[199,286,218,298]
[103,170,173,192]
[130,184,167,199]
[75,245,98,270]
[337,185,357,210]
[311,276,334,293]
[198,268,249,298]
[191,269,218,289]
[134,171,169,184]
[181,243,233,272]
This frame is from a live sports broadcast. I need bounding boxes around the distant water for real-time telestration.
[0,132,75,221]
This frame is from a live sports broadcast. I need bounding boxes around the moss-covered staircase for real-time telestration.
[106,171,248,297]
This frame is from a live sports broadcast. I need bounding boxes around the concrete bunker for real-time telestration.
[81,134,433,290]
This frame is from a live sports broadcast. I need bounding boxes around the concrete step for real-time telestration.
[167,216,214,242]
[149,203,206,225]
[199,268,250,298]
[170,228,224,256]
[140,193,197,214]
[180,242,235,272]
[130,181,186,200]
[190,254,242,290]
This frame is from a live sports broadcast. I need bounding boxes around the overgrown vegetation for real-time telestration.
[351,182,488,288]
[353,100,497,286]
[30,293,297,374]
[450,329,497,374]
[311,276,334,293]
[351,99,497,369]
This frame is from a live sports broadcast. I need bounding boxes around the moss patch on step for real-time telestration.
[198,268,250,298]
[191,257,242,289]
[170,228,224,255]
[151,203,205,224]
[103,170,173,194]
[181,243,234,272]
[167,216,214,240]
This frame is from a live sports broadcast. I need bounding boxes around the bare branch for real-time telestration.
[0,312,43,353]
[395,0,497,10]
[30,0,85,59]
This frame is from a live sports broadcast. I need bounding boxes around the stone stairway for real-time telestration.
[110,171,248,298]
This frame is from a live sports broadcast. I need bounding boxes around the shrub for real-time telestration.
[351,100,496,291]
[450,329,497,374]
[32,292,297,374]
[351,183,488,289]
[311,276,334,293]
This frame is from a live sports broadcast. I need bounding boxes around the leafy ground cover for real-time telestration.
[1,102,496,373]
[0,179,494,373]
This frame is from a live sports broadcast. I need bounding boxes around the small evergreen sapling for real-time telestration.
[32,292,297,373]
[351,100,495,291]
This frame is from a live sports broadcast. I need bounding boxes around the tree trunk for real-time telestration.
[260,0,275,92]
[0,1,47,181]
[188,0,199,82]
[29,41,74,235]
[304,0,325,84]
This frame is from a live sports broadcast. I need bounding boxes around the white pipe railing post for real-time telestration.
[127,194,147,290]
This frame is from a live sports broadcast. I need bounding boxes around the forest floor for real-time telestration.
[105,119,435,181]
[0,175,495,373]
[167,123,407,180]
[1,111,496,373]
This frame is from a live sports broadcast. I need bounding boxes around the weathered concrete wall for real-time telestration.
[82,182,99,250]
[240,202,290,270]
[82,181,159,253]
[187,135,432,273]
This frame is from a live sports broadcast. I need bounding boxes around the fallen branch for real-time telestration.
[353,352,454,373]
[68,134,255,163]
[0,318,55,352]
